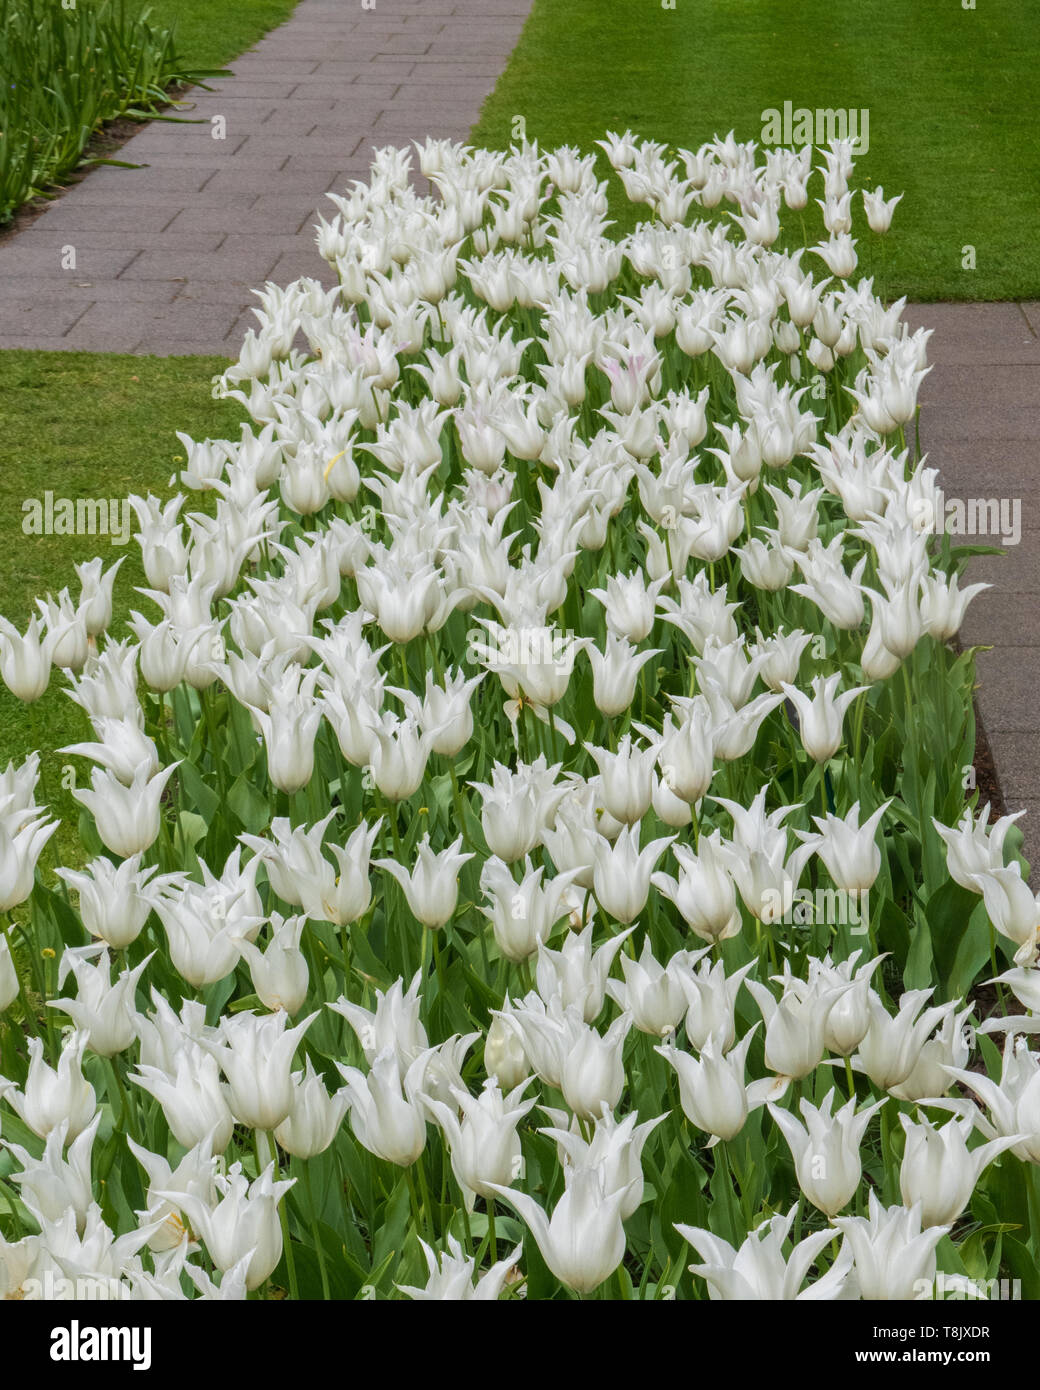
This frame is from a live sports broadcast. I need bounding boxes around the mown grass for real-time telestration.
[0,351,240,863]
[133,0,300,71]
[471,0,1039,301]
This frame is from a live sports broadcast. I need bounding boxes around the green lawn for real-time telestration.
[136,0,299,70]
[0,352,240,857]
[471,0,1039,301]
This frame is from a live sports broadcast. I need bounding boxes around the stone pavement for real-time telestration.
[0,0,534,356]
[905,303,1040,879]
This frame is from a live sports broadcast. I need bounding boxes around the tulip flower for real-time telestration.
[5,1112,101,1230]
[830,1192,949,1301]
[585,734,658,825]
[47,945,152,1057]
[605,939,690,1037]
[479,856,581,963]
[398,1237,522,1301]
[898,1111,1020,1228]
[535,920,633,1023]
[130,1048,234,1153]
[74,558,124,638]
[494,992,570,1090]
[862,187,902,234]
[781,674,870,763]
[206,1009,316,1132]
[338,1049,432,1167]
[375,833,473,930]
[235,913,309,1015]
[651,706,715,804]
[591,823,675,924]
[746,976,852,1080]
[1,1031,97,1141]
[971,866,1040,963]
[305,818,380,926]
[799,800,890,895]
[542,1106,665,1220]
[56,854,158,950]
[36,589,88,672]
[805,950,886,1057]
[488,1164,628,1294]
[932,805,1025,892]
[588,569,666,643]
[769,1090,885,1216]
[890,1001,973,1101]
[0,807,59,913]
[854,990,957,1092]
[587,632,661,718]
[559,1011,633,1121]
[241,812,335,911]
[920,571,989,642]
[676,1205,855,1300]
[162,1161,294,1291]
[274,1058,350,1159]
[483,1014,530,1091]
[423,1078,535,1210]
[0,933,18,1012]
[128,1132,220,1252]
[657,1029,760,1141]
[397,668,483,757]
[249,676,323,795]
[679,955,755,1053]
[471,757,568,863]
[940,1032,1040,1165]
[0,615,54,702]
[366,712,437,802]
[72,762,178,860]
[330,970,429,1078]
[790,536,867,629]
[653,832,741,943]
[149,876,254,989]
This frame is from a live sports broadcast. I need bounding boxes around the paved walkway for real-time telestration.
[905,303,1040,878]
[0,0,533,355]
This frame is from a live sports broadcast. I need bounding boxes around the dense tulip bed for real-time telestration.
[1,131,1038,1301]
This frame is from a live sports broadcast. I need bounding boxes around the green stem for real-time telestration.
[257,1130,298,1300]
[716,1141,742,1242]
[487,1196,498,1264]
[302,1161,331,1300]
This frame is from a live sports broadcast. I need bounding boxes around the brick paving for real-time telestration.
[905,303,1040,878]
[0,0,534,356]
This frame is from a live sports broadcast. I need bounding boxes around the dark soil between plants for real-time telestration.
[0,79,211,245]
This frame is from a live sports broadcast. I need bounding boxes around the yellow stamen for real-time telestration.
[324,448,349,481]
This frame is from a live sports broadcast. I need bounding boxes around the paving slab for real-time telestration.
[913,303,1040,878]
[0,0,534,353]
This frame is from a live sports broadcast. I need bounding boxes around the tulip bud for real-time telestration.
[483,1014,530,1091]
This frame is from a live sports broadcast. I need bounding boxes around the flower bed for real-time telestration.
[0,0,203,224]
[0,131,1036,1301]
